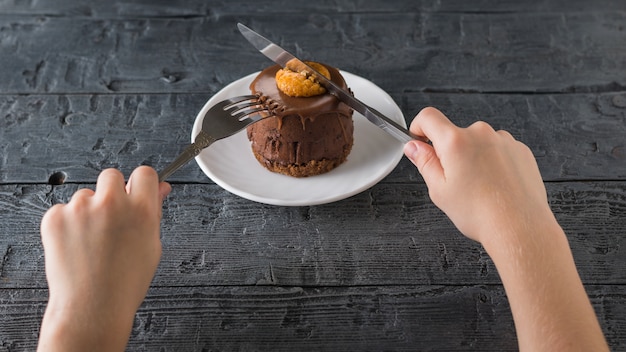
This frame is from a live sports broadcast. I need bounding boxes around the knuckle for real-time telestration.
[469,120,494,133]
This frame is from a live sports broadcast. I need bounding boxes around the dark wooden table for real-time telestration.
[1,1,625,350]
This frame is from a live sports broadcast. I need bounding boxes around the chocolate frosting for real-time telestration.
[246,64,354,177]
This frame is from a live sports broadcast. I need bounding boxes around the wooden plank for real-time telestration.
[0,94,211,184]
[1,92,624,184]
[0,0,624,17]
[1,181,624,288]
[0,11,624,94]
[0,2,622,351]
[0,285,623,351]
[394,91,626,182]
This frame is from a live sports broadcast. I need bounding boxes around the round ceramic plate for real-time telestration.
[192,71,406,206]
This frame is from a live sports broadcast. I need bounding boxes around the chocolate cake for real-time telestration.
[246,61,354,177]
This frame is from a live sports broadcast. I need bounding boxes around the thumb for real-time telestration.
[404,140,445,185]
[158,182,172,202]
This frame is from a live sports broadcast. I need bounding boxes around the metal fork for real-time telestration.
[158,95,267,182]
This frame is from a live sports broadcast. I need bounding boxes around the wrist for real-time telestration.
[484,217,567,267]
[38,297,135,352]
[479,202,562,255]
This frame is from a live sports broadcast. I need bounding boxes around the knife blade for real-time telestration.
[237,23,426,144]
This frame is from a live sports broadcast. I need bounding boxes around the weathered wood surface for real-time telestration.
[1,180,625,349]
[1,12,624,95]
[1,92,624,183]
[1,285,625,351]
[1,0,625,16]
[1,181,625,288]
[0,0,625,351]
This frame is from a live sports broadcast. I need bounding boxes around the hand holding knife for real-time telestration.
[237,23,428,144]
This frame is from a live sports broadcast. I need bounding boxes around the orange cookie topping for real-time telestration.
[275,60,331,97]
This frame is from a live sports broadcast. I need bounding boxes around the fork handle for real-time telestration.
[158,131,215,182]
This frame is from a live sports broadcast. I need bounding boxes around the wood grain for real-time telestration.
[0,11,624,95]
[1,181,624,289]
[1,0,625,17]
[0,1,624,350]
[0,92,624,184]
[0,285,624,351]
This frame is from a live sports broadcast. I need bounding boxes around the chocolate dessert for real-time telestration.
[246,61,354,177]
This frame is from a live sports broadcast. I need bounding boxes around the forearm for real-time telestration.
[483,214,608,351]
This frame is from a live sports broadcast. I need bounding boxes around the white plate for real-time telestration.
[192,71,406,206]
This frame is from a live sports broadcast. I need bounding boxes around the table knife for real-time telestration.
[237,23,426,144]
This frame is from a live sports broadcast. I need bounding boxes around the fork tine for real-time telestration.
[213,95,257,112]
[231,106,269,121]
[223,95,262,113]
[222,94,257,105]
[221,94,269,121]
[225,100,262,113]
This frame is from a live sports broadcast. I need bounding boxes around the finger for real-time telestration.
[404,140,445,186]
[158,181,172,202]
[496,129,515,141]
[153,182,172,220]
[126,166,160,201]
[40,203,65,241]
[409,107,459,145]
[69,188,95,202]
[95,168,127,198]
[128,171,171,203]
